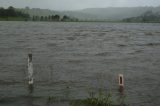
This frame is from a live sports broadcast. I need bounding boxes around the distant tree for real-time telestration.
[61,15,70,21]
[48,15,51,21]
[0,7,5,17]
[141,10,153,22]
[40,16,44,21]
[35,16,39,21]
[32,15,36,21]
[54,15,60,21]
[44,16,48,21]
[7,6,16,17]
[51,15,54,21]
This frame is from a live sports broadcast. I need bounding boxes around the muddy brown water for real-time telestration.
[0,21,160,106]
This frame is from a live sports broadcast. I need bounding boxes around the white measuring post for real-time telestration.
[28,53,33,85]
[118,74,124,93]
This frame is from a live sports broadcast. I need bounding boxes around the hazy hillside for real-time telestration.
[123,10,160,22]
[76,6,160,20]
[18,7,63,17]
[18,7,95,21]
[18,6,160,21]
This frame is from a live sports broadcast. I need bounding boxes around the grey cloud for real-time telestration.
[0,0,160,10]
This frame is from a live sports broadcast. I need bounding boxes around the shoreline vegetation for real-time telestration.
[0,6,160,23]
[46,84,127,106]
[0,6,79,22]
[0,6,29,21]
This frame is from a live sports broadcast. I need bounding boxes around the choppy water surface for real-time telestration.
[0,21,160,106]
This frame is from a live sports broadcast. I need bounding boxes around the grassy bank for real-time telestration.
[47,88,127,106]
[0,17,29,21]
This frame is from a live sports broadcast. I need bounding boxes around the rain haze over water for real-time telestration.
[0,22,160,106]
[0,0,160,106]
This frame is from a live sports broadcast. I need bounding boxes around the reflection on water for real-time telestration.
[0,22,160,106]
[28,84,34,94]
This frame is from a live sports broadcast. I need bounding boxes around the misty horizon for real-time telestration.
[0,0,160,11]
[1,5,160,12]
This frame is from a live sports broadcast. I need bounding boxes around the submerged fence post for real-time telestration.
[28,53,34,85]
[118,74,124,93]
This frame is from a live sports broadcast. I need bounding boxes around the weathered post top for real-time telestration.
[119,74,124,86]
[28,53,33,85]
[118,74,124,93]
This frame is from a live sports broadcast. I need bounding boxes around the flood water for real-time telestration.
[0,21,160,106]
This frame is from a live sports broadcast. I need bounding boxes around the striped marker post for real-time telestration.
[28,53,33,85]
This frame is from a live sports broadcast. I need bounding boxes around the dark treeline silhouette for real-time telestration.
[32,15,78,22]
[0,6,78,22]
[0,6,30,20]
[123,10,160,22]
[0,6,79,21]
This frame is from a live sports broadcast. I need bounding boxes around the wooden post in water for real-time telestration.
[28,53,33,85]
[118,74,124,93]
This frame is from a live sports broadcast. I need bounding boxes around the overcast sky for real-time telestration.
[0,0,160,10]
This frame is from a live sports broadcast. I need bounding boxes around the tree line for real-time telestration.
[123,10,160,22]
[0,6,79,22]
[32,15,79,22]
[0,6,30,19]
